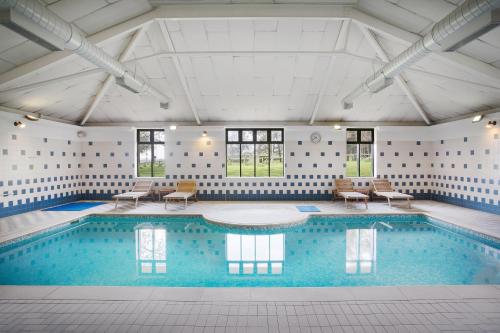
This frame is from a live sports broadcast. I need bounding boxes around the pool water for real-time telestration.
[0,215,499,287]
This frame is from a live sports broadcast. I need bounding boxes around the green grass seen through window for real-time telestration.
[226,160,284,177]
[138,162,165,177]
[346,159,373,177]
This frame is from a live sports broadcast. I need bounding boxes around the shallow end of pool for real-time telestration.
[202,204,308,228]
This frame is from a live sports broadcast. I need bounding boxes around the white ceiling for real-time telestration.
[0,0,499,124]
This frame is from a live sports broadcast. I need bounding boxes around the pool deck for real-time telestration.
[1,200,499,332]
[1,200,500,243]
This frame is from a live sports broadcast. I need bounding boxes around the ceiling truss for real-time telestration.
[79,25,150,126]
[0,4,499,126]
[357,24,432,125]
[308,19,350,125]
[157,19,202,125]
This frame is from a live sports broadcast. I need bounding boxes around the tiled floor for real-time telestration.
[1,200,499,332]
[1,289,500,332]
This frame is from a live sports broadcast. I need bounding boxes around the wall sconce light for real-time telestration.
[202,130,208,137]
[24,113,41,121]
[169,125,177,130]
[486,120,497,128]
[14,121,26,128]
[333,124,341,130]
[472,115,483,123]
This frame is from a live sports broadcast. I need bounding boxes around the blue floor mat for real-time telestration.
[43,202,106,211]
[296,205,321,212]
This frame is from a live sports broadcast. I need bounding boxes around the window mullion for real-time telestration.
[268,140,271,177]
[253,142,256,177]
[357,144,360,177]
[151,132,155,177]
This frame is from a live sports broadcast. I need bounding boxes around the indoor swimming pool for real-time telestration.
[0,214,498,287]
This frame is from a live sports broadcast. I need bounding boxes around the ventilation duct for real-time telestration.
[342,0,500,110]
[0,0,171,108]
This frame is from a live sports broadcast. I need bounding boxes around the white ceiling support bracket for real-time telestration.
[358,24,432,125]
[80,25,149,126]
[157,19,202,125]
[309,19,350,125]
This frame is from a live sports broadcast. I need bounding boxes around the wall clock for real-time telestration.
[310,132,321,144]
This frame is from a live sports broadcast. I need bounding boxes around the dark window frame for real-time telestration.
[136,129,165,178]
[225,128,284,177]
[346,128,374,177]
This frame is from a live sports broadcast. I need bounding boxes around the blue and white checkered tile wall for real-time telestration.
[1,115,499,217]
[0,128,82,217]
[430,133,499,214]
[376,139,433,200]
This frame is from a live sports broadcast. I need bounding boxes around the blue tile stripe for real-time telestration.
[0,192,497,218]
[0,194,80,218]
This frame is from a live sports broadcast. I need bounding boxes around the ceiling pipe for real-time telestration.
[341,0,500,110]
[0,0,171,109]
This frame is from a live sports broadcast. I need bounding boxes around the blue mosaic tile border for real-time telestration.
[426,216,500,248]
[0,194,81,218]
[0,192,498,218]
[430,194,500,215]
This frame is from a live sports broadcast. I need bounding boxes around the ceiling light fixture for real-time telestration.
[472,115,483,123]
[169,125,177,130]
[486,120,497,128]
[25,113,41,121]
[333,124,341,130]
[202,130,207,137]
[14,121,26,128]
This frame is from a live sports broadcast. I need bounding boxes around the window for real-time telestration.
[226,233,284,275]
[226,128,284,177]
[137,129,165,177]
[135,226,167,274]
[346,228,377,274]
[346,128,374,177]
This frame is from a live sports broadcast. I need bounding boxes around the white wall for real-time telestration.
[1,111,499,217]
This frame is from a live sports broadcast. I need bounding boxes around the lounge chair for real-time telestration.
[164,181,197,209]
[372,179,413,208]
[334,179,368,209]
[112,180,153,208]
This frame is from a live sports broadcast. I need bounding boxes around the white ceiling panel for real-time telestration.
[396,0,456,23]
[229,20,254,51]
[357,0,433,34]
[0,26,26,54]
[0,41,50,67]
[73,0,152,35]
[1,0,500,124]
[48,0,109,23]
[459,38,500,65]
